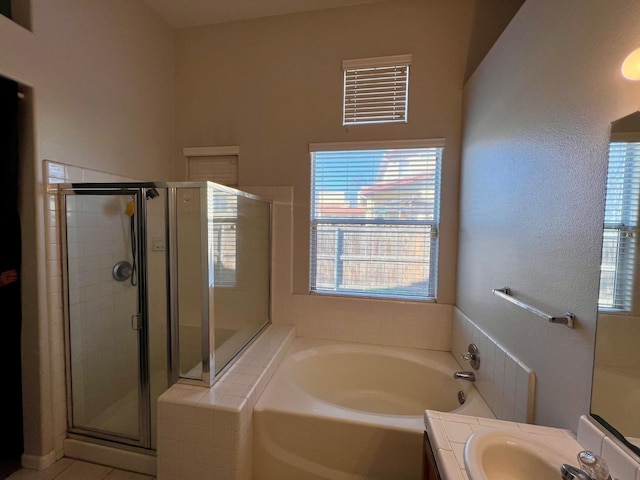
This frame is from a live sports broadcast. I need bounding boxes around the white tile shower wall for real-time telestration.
[44,160,140,458]
[452,307,535,423]
[577,415,640,480]
[242,185,453,351]
[156,324,295,480]
[67,194,139,434]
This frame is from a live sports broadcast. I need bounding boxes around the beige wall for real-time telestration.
[595,314,640,369]
[2,0,175,179]
[458,0,640,432]
[0,0,175,461]
[174,0,475,307]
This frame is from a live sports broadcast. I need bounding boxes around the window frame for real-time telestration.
[308,139,444,301]
[598,139,640,313]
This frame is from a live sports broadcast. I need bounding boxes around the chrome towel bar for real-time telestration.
[492,287,575,329]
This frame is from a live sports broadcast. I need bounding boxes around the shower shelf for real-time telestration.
[492,287,575,329]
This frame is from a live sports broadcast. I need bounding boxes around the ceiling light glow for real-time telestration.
[621,47,640,80]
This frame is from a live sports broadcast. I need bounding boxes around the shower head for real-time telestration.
[145,188,159,200]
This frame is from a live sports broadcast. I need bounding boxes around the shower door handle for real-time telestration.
[131,313,143,331]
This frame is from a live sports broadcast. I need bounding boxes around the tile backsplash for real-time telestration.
[577,415,640,480]
[452,307,535,424]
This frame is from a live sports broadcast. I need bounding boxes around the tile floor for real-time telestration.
[6,459,154,480]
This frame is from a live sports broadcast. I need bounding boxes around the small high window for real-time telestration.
[342,54,411,126]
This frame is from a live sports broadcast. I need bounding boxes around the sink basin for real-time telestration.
[464,429,576,480]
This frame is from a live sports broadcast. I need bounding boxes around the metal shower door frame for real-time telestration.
[58,184,154,450]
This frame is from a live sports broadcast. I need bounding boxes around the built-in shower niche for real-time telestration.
[57,181,271,452]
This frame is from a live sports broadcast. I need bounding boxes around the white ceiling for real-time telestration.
[144,0,391,28]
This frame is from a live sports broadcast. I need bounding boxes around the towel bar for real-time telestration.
[492,287,575,328]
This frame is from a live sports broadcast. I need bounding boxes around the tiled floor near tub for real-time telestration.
[6,459,154,480]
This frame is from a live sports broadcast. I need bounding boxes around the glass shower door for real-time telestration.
[63,191,149,446]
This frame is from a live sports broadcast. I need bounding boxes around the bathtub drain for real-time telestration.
[458,390,466,405]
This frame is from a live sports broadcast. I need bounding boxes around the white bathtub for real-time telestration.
[254,337,495,480]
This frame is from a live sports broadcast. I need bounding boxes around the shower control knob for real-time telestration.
[112,260,133,282]
[461,344,480,370]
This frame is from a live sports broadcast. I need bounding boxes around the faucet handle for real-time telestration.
[561,464,595,480]
[461,343,480,370]
[577,451,611,480]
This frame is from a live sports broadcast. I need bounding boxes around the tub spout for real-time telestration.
[453,371,475,382]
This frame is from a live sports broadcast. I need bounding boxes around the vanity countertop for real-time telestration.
[424,410,583,479]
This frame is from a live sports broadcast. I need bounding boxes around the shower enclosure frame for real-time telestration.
[167,183,214,387]
[165,181,272,387]
[58,183,155,450]
[56,181,272,452]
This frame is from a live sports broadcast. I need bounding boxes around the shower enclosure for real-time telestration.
[57,182,270,451]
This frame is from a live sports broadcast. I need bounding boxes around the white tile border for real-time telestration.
[452,307,535,423]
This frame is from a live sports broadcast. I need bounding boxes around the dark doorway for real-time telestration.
[0,0,11,20]
[0,74,24,478]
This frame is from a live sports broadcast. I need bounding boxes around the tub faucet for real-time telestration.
[453,371,475,382]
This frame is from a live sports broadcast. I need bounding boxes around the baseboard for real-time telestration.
[21,450,57,470]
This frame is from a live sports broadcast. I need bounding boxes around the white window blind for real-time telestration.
[208,188,238,287]
[342,54,411,126]
[310,141,442,300]
[187,156,238,186]
[598,141,640,311]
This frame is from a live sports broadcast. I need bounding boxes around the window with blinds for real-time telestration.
[598,141,640,311]
[342,54,411,126]
[309,140,443,300]
[208,188,238,288]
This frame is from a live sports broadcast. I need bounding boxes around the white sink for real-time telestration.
[464,429,579,480]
